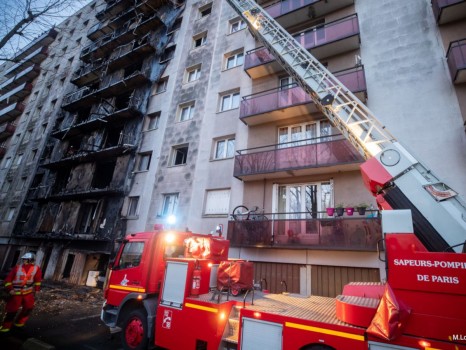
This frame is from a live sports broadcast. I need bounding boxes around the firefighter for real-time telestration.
[0,252,42,333]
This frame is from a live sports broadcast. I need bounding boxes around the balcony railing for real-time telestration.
[240,67,366,125]
[0,82,33,105]
[245,14,359,77]
[234,134,363,180]
[0,122,17,141]
[8,28,57,63]
[0,102,25,122]
[431,0,466,24]
[4,46,49,77]
[447,39,466,84]
[227,214,381,251]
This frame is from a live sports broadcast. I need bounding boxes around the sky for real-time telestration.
[0,0,93,60]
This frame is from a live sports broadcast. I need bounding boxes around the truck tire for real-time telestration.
[300,345,335,350]
[121,309,149,350]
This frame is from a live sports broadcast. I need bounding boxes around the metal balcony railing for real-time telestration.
[234,134,363,178]
[227,212,381,251]
[431,0,466,24]
[447,38,466,83]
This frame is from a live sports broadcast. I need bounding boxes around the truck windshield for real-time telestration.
[117,242,144,269]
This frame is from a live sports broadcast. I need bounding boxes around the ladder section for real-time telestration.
[221,306,240,350]
[226,0,395,160]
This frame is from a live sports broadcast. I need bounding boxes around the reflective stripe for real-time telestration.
[108,284,146,293]
[285,322,365,341]
[185,303,218,313]
[4,282,12,287]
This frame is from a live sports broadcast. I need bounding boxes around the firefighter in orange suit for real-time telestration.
[0,252,42,332]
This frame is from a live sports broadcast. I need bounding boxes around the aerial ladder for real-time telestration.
[226,0,466,253]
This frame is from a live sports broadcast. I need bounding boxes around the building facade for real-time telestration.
[0,0,465,296]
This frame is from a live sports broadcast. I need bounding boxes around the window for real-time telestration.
[185,64,201,83]
[127,196,140,217]
[214,137,235,159]
[138,153,152,171]
[205,189,230,215]
[193,32,207,48]
[220,91,240,111]
[14,153,23,166]
[199,3,212,18]
[156,77,168,94]
[5,208,15,221]
[225,50,244,69]
[171,145,189,166]
[118,242,144,269]
[179,102,195,122]
[146,111,160,130]
[160,45,176,62]
[4,157,12,168]
[161,193,179,217]
[278,120,332,147]
[230,18,246,33]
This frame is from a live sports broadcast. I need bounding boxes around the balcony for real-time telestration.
[0,122,16,141]
[107,35,156,71]
[0,65,41,92]
[52,98,143,139]
[264,0,354,29]
[234,134,363,181]
[0,102,25,122]
[96,0,166,21]
[227,214,381,251]
[32,184,125,202]
[71,60,106,86]
[432,0,466,24]
[240,66,366,126]
[447,39,466,84]
[43,133,137,170]
[98,69,151,98]
[4,46,49,77]
[0,83,33,105]
[62,86,99,111]
[244,14,360,79]
[9,28,57,62]
[80,14,161,63]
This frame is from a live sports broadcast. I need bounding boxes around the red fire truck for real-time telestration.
[101,1,466,349]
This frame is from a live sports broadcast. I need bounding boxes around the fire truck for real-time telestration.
[101,1,466,349]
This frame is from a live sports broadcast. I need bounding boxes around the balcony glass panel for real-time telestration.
[234,135,362,177]
[432,0,466,23]
[240,84,312,118]
[227,215,381,251]
[447,39,466,83]
[265,0,319,18]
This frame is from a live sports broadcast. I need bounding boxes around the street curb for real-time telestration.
[21,337,55,350]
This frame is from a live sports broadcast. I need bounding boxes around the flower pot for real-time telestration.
[357,206,367,215]
[335,207,344,216]
[346,207,354,216]
[326,208,335,216]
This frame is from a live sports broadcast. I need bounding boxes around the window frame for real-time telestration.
[170,144,189,166]
[213,137,235,160]
[160,193,179,217]
[127,196,140,217]
[199,3,212,18]
[146,111,161,130]
[204,189,231,216]
[178,102,195,122]
[229,18,246,34]
[219,91,240,112]
[155,77,168,94]
[193,32,207,49]
[137,152,152,172]
[185,64,201,83]
[225,50,244,70]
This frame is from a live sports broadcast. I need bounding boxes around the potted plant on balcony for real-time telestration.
[356,203,368,215]
[326,207,335,217]
[345,205,355,216]
[335,203,345,217]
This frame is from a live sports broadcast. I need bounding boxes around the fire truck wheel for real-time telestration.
[121,309,149,350]
[300,345,335,350]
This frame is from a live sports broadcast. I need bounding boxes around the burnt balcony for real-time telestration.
[80,14,161,63]
[240,66,366,126]
[107,35,156,71]
[9,28,57,63]
[227,213,381,251]
[52,98,143,139]
[245,14,360,79]
[447,39,466,84]
[432,0,466,24]
[0,82,33,105]
[0,122,17,141]
[71,60,106,86]
[61,86,99,111]
[0,65,41,92]
[42,133,137,170]
[264,0,354,29]
[32,184,125,202]
[96,0,166,21]
[97,69,151,98]
[234,134,363,181]
[4,46,49,78]
[0,102,25,122]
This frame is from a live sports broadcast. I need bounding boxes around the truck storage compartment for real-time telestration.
[217,260,253,295]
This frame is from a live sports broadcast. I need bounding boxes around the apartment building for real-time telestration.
[0,0,465,296]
